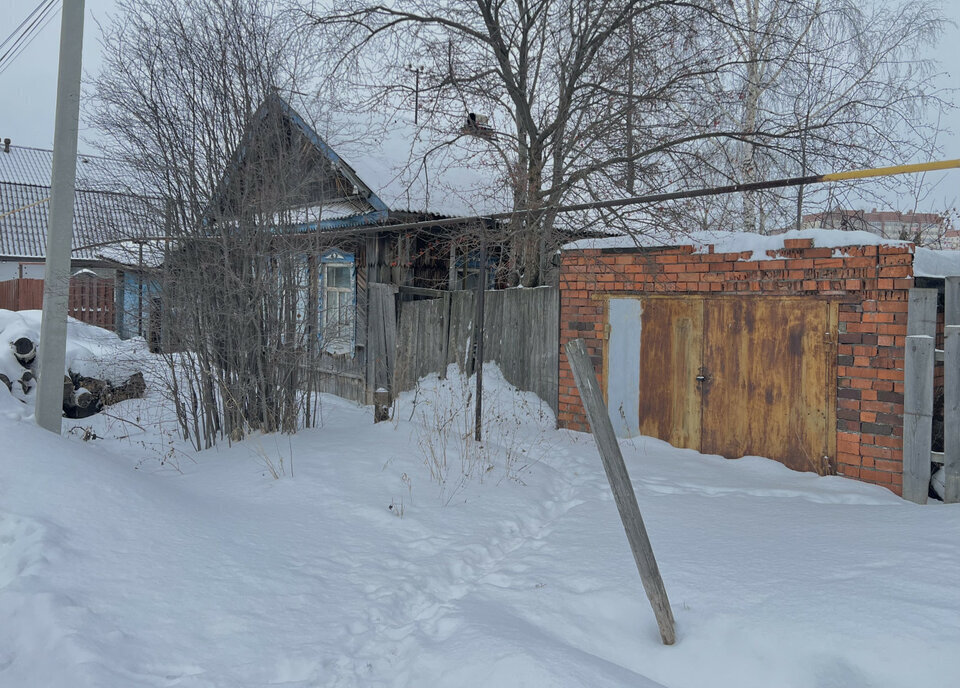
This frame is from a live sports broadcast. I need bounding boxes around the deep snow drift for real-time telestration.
[2,348,959,686]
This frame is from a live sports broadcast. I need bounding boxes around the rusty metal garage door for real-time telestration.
[606,295,838,474]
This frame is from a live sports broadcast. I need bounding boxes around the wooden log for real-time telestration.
[943,325,960,503]
[903,334,934,504]
[564,337,676,645]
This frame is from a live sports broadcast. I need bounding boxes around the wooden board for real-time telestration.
[700,298,835,474]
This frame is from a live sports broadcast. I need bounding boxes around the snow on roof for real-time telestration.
[345,123,509,217]
[0,145,129,193]
[914,248,960,279]
[563,227,960,279]
[304,102,511,218]
[94,240,167,269]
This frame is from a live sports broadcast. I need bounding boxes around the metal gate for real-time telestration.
[606,295,838,474]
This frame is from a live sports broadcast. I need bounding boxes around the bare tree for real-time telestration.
[307,0,948,267]
[306,0,751,285]
[704,0,947,233]
[90,0,337,448]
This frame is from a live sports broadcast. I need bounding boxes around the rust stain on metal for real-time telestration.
[627,295,837,476]
[637,297,703,450]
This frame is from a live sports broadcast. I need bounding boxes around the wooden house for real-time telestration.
[197,94,508,403]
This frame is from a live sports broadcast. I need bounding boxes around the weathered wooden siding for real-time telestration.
[366,282,398,396]
[394,286,559,413]
[394,293,450,389]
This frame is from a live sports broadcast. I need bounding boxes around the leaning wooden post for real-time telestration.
[565,338,676,645]
[903,334,934,504]
[943,325,960,503]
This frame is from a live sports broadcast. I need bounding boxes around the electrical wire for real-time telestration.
[0,0,62,78]
[0,0,61,75]
[0,0,51,53]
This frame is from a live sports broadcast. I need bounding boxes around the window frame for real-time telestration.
[319,249,356,355]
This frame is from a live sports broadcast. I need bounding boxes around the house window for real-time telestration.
[320,250,355,354]
[455,249,496,290]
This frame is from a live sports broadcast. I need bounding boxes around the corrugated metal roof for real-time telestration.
[0,145,159,260]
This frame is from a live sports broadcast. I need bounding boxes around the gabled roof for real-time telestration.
[320,107,510,220]
[211,93,509,231]
[209,93,390,230]
[0,145,161,261]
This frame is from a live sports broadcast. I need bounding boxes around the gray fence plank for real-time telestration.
[903,334,935,504]
[944,325,960,503]
[907,288,938,337]
[366,283,398,397]
[946,277,960,328]
[395,287,559,413]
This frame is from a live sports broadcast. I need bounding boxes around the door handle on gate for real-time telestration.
[696,367,712,386]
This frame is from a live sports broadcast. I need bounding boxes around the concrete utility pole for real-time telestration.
[35,0,85,433]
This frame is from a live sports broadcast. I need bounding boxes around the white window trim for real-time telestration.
[320,251,356,355]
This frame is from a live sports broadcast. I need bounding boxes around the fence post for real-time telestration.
[944,325,960,503]
[945,277,960,328]
[564,338,676,645]
[903,334,934,504]
[907,288,937,337]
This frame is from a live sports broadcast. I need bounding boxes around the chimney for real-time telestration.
[3,138,9,153]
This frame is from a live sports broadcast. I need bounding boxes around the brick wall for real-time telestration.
[558,238,917,496]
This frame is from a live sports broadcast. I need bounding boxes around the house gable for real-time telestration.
[208,93,390,230]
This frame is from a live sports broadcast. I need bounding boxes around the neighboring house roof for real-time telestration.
[0,144,160,262]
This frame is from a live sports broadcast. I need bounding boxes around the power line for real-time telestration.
[0,0,61,75]
[0,0,62,77]
[66,158,960,253]
[0,0,51,53]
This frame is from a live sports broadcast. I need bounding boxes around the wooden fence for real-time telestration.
[393,286,559,413]
[904,279,959,504]
[0,278,44,310]
[0,277,115,330]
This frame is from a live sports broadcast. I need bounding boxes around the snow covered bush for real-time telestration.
[400,363,555,503]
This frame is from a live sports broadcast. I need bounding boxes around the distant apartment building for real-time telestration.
[800,209,957,249]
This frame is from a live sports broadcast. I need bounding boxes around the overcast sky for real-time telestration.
[2,0,959,211]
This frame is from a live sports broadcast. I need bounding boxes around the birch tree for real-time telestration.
[708,0,946,233]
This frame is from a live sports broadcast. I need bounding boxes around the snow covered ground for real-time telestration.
[2,332,959,686]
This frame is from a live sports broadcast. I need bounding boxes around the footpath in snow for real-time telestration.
[1,336,959,686]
